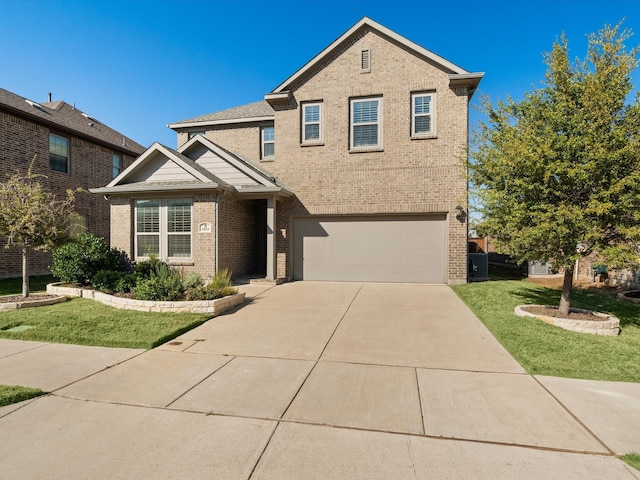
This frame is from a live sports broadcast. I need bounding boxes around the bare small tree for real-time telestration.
[0,157,80,297]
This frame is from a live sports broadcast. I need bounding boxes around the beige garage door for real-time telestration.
[292,215,446,283]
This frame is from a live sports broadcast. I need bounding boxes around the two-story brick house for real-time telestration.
[93,17,482,284]
[0,88,145,278]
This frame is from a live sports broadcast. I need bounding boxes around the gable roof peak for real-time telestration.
[265,16,476,99]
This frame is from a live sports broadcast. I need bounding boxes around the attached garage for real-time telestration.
[292,215,447,283]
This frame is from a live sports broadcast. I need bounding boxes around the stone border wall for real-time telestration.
[515,304,620,336]
[0,295,67,311]
[47,283,245,315]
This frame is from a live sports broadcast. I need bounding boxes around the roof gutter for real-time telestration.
[167,115,274,129]
[448,73,485,99]
[89,183,228,195]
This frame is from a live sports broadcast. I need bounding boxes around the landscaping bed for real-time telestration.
[47,282,244,314]
[515,304,620,336]
[0,294,67,311]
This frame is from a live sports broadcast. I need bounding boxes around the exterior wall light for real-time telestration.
[455,205,467,223]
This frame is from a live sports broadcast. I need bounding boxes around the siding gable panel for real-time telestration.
[191,148,260,187]
[126,154,196,184]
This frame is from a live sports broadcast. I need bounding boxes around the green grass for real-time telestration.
[0,297,211,349]
[451,279,640,383]
[0,275,57,296]
[621,453,640,472]
[0,385,46,407]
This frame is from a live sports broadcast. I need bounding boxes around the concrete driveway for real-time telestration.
[0,282,638,479]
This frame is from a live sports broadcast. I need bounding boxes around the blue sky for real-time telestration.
[2,0,639,148]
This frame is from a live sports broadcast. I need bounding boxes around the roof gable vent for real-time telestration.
[360,48,371,73]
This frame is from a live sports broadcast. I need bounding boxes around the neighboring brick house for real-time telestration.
[0,88,145,278]
[93,17,482,284]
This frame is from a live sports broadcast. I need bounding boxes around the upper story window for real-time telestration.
[261,126,275,159]
[49,133,69,173]
[302,102,323,144]
[135,199,192,260]
[350,97,382,150]
[411,92,436,137]
[112,154,123,178]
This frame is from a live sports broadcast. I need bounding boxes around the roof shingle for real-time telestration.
[0,88,146,155]
[169,100,273,127]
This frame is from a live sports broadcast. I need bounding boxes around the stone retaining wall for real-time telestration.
[47,283,245,315]
[515,305,620,336]
[0,295,67,311]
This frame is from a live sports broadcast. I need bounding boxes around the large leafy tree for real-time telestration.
[470,23,640,315]
[0,158,79,297]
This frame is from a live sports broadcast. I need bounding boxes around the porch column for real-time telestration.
[266,195,276,280]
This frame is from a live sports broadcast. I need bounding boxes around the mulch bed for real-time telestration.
[0,294,60,304]
[522,305,605,321]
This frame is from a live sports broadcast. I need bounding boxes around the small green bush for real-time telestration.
[134,262,184,301]
[51,233,132,285]
[91,271,137,294]
[134,256,165,280]
[184,269,237,301]
[182,272,204,290]
[210,268,234,290]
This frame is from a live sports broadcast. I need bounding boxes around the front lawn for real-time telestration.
[0,297,211,349]
[0,275,57,296]
[0,385,46,407]
[451,279,640,383]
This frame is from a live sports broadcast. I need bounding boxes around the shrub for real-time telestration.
[184,269,238,301]
[134,262,184,301]
[91,271,137,294]
[210,268,234,290]
[182,272,204,290]
[134,256,165,280]
[51,233,132,285]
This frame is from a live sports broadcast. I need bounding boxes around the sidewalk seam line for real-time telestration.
[531,375,615,456]
[279,283,365,420]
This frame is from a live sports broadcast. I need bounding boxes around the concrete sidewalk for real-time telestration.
[0,282,639,479]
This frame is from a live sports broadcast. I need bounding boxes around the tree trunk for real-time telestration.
[22,246,29,298]
[558,265,574,316]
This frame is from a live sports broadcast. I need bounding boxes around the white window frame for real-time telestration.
[302,102,323,144]
[261,126,275,159]
[350,96,383,150]
[411,92,436,137]
[135,199,192,261]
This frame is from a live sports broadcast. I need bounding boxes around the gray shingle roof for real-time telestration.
[170,100,273,126]
[0,88,146,155]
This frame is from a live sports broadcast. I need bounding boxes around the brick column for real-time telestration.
[266,195,276,280]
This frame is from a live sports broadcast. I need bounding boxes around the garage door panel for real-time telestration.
[293,215,446,283]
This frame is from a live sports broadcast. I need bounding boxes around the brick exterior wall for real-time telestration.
[217,28,468,283]
[0,110,136,278]
[177,122,271,161]
[218,196,261,277]
[110,192,263,282]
